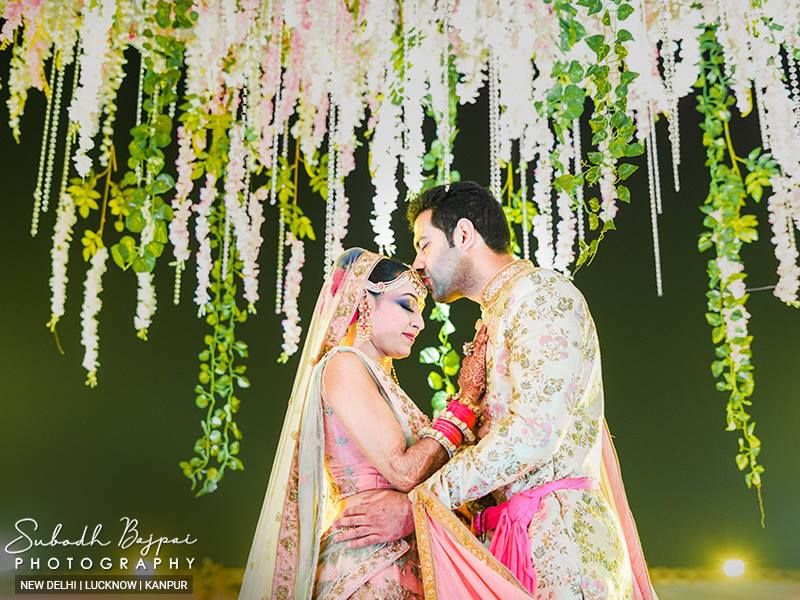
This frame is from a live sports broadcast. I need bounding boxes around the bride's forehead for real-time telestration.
[380,281,425,303]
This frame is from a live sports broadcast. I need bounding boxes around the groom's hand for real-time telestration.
[332,489,414,548]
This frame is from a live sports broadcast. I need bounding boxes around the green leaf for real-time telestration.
[616,29,633,43]
[617,185,631,203]
[567,61,584,83]
[625,142,645,157]
[152,172,175,195]
[427,371,444,390]
[585,34,605,53]
[555,174,578,194]
[440,320,456,337]
[617,3,634,21]
[617,163,639,180]
[443,349,460,376]
[419,347,441,364]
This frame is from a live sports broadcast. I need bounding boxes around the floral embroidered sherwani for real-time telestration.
[421,260,634,600]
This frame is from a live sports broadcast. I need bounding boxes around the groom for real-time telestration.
[334,181,652,598]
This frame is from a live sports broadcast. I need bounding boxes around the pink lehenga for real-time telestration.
[238,249,429,600]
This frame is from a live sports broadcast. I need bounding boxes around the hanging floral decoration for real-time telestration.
[2,0,799,508]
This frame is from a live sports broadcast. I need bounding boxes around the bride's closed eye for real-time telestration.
[398,300,415,312]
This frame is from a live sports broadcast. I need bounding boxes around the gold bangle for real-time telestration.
[453,391,482,417]
[420,427,458,458]
[440,410,476,444]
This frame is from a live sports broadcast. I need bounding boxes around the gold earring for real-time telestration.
[356,295,372,342]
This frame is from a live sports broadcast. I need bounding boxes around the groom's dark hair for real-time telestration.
[406,181,510,253]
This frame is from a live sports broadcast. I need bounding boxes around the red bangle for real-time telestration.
[447,400,478,429]
[432,418,463,447]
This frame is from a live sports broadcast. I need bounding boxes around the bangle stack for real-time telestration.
[421,397,481,457]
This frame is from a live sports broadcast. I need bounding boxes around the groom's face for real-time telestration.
[412,210,469,303]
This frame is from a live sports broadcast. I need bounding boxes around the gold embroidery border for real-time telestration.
[410,486,531,596]
[319,540,410,600]
[479,260,535,311]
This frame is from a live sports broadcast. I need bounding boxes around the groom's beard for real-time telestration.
[429,251,472,303]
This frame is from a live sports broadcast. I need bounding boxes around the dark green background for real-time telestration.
[1,52,798,574]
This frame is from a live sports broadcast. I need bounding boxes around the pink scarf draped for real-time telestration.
[474,477,597,594]
[468,420,656,600]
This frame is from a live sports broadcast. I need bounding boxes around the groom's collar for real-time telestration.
[479,259,535,310]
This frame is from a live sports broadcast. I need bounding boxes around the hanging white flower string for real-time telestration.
[325,98,338,271]
[31,58,57,237]
[41,55,67,216]
[80,246,109,388]
[47,192,77,338]
[755,84,772,151]
[648,101,663,215]
[767,177,800,304]
[193,174,217,315]
[488,51,501,201]
[657,0,680,193]
[572,118,584,244]
[56,57,81,222]
[532,151,555,269]
[133,81,160,338]
[275,121,290,311]
[242,51,266,312]
[400,0,426,197]
[330,164,349,261]
[170,123,197,306]
[221,188,233,283]
[134,271,157,340]
[134,197,158,339]
[269,111,285,314]
[280,233,305,360]
[371,80,402,256]
[69,0,115,178]
[554,130,576,274]
[135,56,144,186]
[440,0,451,185]
[647,102,664,297]
[787,50,800,129]
[519,158,530,260]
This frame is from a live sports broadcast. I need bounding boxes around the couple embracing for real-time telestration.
[238,182,658,600]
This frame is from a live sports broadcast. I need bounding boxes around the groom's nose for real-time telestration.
[412,252,425,271]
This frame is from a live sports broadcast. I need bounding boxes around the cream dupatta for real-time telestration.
[238,248,385,600]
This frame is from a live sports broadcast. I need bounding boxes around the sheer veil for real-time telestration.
[238,248,384,600]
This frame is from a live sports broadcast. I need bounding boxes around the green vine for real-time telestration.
[419,303,460,414]
[110,1,195,339]
[546,0,643,269]
[179,201,248,496]
[695,27,779,523]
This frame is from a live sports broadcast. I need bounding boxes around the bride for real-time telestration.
[238,248,488,599]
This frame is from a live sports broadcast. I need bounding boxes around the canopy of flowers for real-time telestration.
[3,0,798,514]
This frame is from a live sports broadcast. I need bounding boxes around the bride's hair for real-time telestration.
[368,258,413,289]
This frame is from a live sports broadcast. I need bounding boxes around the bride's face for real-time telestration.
[367,280,426,359]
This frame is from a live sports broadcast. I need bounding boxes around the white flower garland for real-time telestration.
[768,177,800,304]
[193,174,217,314]
[47,193,78,331]
[280,233,305,359]
[69,0,115,177]
[370,83,403,256]
[134,272,157,339]
[80,246,109,387]
[169,125,197,267]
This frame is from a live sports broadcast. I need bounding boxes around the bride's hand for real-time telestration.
[457,324,489,405]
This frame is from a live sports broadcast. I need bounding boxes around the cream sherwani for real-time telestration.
[421,260,635,600]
